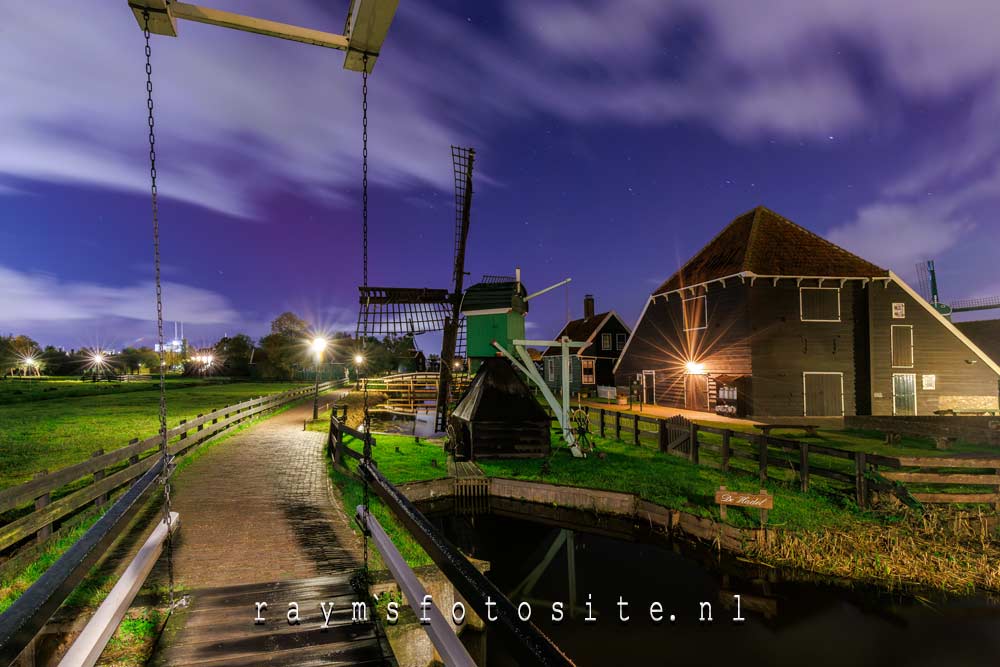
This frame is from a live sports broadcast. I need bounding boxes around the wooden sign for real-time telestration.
[716,486,772,526]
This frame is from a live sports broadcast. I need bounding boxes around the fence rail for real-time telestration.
[359,372,470,412]
[0,382,340,556]
[580,406,1000,508]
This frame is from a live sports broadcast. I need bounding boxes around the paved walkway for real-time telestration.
[168,401,361,587]
[152,401,392,666]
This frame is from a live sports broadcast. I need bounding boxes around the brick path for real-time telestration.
[167,401,361,588]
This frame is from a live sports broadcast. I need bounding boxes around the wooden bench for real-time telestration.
[754,423,819,437]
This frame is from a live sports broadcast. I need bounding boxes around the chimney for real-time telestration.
[583,294,595,319]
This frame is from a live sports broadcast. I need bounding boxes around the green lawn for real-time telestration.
[479,433,865,532]
[0,376,232,405]
[329,433,449,569]
[0,381,309,490]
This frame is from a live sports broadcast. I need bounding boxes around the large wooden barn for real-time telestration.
[614,206,1000,418]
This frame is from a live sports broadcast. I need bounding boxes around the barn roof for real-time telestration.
[653,206,889,295]
[542,311,629,356]
[956,319,1000,365]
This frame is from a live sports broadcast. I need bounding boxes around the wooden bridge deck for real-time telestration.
[153,575,393,667]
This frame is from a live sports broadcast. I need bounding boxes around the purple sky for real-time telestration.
[2,1,1000,352]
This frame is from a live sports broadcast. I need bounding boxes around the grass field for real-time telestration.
[0,376,232,405]
[0,381,310,490]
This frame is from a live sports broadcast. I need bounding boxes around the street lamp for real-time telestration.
[353,353,365,390]
[310,337,327,420]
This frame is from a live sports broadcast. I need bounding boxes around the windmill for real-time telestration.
[915,260,1000,319]
[355,146,475,432]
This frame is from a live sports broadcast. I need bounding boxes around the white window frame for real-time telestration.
[892,302,906,319]
[581,358,596,385]
[682,294,708,332]
[601,333,612,351]
[799,287,841,323]
[802,371,845,417]
[545,357,556,382]
[642,370,656,404]
[891,324,914,369]
[615,333,627,350]
[892,372,919,416]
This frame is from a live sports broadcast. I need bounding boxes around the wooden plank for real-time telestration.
[895,456,1000,469]
[910,492,1000,504]
[882,472,1000,485]
[721,430,731,473]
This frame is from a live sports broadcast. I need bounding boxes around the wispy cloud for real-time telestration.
[0,264,238,325]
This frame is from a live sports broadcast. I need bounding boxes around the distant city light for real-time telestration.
[91,352,106,366]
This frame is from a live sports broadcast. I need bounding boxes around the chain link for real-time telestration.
[143,10,175,611]
[359,50,372,589]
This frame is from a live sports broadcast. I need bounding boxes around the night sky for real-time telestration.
[3,1,999,352]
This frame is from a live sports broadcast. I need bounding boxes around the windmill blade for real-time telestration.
[951,295,1000,313]
[356,286,452,337]
[915,261,932,303]
[437,146,475,432]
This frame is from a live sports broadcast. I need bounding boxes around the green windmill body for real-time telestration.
[460,280,528,372]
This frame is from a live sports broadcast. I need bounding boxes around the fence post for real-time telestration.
[689,423,699,464]
[34,471,51,543]
[800,442,810,493]
[212,409,219,425]
[128,438,140,467]
[92,449,107,508]
[658,419,668,453]
[599,409,606,438]
[757,436,768,484]
[855,451,868,509]
[614,411,621,440]
[197,413,204,433]
[721,430,731,473]
[179,419,188,441]
[633,415,640,446]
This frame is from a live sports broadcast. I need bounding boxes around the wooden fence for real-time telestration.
[0,382,340,556]
[582,406,1000,508]
[359,372,470,412]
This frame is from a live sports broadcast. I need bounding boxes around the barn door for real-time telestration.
[803,373,844,416]
[893,373,917,416]
[641,371,655,404]
[685,374,709,412]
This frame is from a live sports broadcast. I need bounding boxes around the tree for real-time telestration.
[118,348,145,374]
[214,333,254,376]
[256,312,312,379]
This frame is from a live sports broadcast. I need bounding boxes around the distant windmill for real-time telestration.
[356,146,475,431]
[915,260,1000,319]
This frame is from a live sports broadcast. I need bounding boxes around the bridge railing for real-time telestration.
[328,415,575,666]
[0,382,341,558]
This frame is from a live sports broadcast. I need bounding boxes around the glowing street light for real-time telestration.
[685,361,705,375]
[354,354,365,365]
[309,336,329,420]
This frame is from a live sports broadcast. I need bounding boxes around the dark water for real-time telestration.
[430,505,1000,667]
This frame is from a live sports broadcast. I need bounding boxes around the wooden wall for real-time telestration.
[868,280,1000,415]
[615,282,753,412]
[748,282,865,417]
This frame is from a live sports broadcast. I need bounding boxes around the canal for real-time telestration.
[428,501,1000,666]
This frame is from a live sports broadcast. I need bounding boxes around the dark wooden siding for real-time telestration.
[615,283,753,413]
[868,281,1000,415]
[748,282,864,417]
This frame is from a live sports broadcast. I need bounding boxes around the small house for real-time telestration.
[615,206,1000,418]
[543,295,631,396]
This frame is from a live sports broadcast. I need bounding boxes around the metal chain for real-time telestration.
[143,10,175,611]
[360,50,372,587]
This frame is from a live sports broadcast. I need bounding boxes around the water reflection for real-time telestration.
[431,506,1000,667]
